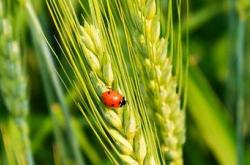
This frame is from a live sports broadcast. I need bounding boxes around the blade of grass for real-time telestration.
[227,0,247,163]
[187,66,236,165]
[235,5,246,165]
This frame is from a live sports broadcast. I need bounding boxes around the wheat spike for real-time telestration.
[0,9,34,165]
[128,0,186,164]
[80,23,148,164]
[46,0,163,163]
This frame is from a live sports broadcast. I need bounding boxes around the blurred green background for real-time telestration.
[0,0,250,164]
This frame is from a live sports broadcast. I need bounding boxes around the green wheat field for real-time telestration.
[0,0,249,164]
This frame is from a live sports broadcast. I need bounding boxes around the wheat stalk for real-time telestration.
[127,0,186,164]
[47,0,161,164]
[0,4,34,164]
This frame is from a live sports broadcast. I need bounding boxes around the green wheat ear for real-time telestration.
[125,0,187,164]
[0,2,34,164]
[47,0,161,164]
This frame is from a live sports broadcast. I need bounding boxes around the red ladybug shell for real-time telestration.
[101,90,126,108]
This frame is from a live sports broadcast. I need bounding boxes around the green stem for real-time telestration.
[24,1,84,165]
[236,16,245,165]
[226,0,237,114]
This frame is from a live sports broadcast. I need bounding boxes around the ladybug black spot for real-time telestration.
[107,91,111,94]
[111,103,114,107]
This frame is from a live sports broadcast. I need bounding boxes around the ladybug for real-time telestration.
[101,90,126,108]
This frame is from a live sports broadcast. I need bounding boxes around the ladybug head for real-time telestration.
[119,97,127,107]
